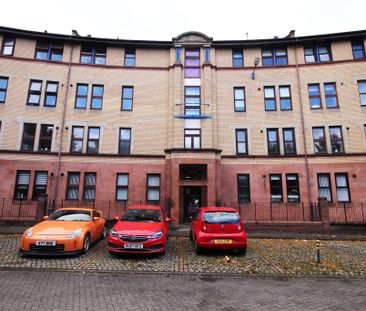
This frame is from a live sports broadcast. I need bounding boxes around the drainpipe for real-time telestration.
[50,37,74,206]
[294,41,312,203]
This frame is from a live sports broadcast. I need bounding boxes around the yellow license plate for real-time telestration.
[214,239,232,244]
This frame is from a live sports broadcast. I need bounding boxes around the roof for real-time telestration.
[1,26,366,48]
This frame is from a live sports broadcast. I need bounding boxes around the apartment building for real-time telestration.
[0,26,365,224]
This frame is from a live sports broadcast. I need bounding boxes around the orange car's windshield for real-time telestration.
[48,210,91,222]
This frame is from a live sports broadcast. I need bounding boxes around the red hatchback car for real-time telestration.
[190,207,247,255]
[107,206,170,255]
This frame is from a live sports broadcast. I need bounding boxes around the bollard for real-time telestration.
[316,240,321,263]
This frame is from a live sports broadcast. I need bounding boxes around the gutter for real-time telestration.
[50,38,74,206]
[294,40,312,203]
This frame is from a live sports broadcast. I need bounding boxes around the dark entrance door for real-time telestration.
[183,186,202,222]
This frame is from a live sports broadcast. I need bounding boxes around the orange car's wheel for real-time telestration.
[82,233,90,254]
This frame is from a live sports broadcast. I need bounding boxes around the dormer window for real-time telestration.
[262,47,287,66]
[1,37,15,56]
[35,41,63,61]
[304,44,332,63]
[80,46,106,65]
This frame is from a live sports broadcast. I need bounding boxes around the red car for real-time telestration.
[190,207,247,255]
[107,206,170,255]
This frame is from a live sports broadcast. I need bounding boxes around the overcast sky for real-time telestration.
[2,0,365,41]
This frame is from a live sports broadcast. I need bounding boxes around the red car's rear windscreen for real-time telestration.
[203,212,240,224]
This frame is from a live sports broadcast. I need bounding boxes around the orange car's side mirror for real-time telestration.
[42,216,49,220]
[165,217,171,223]
[114,216,119,221]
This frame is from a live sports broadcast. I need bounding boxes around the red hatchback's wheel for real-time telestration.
[238,247,247,255]
[194,241,202,255]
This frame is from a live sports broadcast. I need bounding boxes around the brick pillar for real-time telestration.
[36,194,48,221]
[318,197,330,228]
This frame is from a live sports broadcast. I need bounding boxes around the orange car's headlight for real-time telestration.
[68,228,82,238]
[25,228,33,237]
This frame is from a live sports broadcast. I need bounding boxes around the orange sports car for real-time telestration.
[19,207,106,256]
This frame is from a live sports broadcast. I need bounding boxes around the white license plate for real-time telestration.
[36,240,56,246]
[124,244,143,249]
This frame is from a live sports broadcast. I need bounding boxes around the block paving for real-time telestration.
[0,234,365,276]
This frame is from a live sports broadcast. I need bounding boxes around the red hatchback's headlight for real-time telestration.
[110,228,119,237]
[148,231,163,239]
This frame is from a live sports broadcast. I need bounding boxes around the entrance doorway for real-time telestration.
[183,186,207,222]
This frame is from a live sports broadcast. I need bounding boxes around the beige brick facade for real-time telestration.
[0,27,366,224]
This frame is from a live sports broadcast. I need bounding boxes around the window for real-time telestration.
[27,80,42,106]
[119,128,131,154]
[279,86,292,110]
[21,123,37,151]
[121,86,134,111]
[262,48,287,66]
[66,172,80,200]
[357,80,366,106]
[335,173,350,202]
[204,47,210,62]
[264,86,276,111]
[317,173,332,202]
[308,84,322,109]
[304,45,331,63]
[329,126,344,153]
[70,126,84,153]
[184,129,201,149]
[179,165,207,180]
[87,127,100,154]
[185,86,200,115]
[146,174,160,202]
[175,47,181,62]
[116,173,129,201]
[83,173,96,201]
[234,87,245,112]
[364,125,366,140]
[38,124,53,152]
[124,48,135,66]
[75,84,88,109]
[237,174,250,203]
[32,171,48,200]
[1,37,15,56]
[283,128,296,155]
[232,49,243,67]
[312,127,327,154]
[0,77,9,104]
[185,49,200,78]
[80,46,106,64]
[324,83,338,108]
[267,129,280,155]
[270,174,283,202]
[44,81,58,107]
[35,41,63,61]
[236,129,248,155]
[352,41,365,59]
[14,171,31,199]
[286,174,300,203]
[90,85,103,109]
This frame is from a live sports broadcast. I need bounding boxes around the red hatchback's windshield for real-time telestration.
[203,212,240,224]
[121,209,162,223]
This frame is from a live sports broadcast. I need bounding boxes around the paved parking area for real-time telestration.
[0,234,365,276]
[0,270,365,311]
